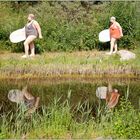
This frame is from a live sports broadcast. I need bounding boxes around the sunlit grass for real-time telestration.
[0,49,140,79]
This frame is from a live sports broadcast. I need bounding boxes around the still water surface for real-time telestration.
[0,78,140,114]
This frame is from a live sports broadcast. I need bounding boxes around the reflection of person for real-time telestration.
[22,86,40,115]
[106,89,120,109]
[22,14,42,58]
[8,86,40,116]
[96,83,120,109]
[107,16,123,55]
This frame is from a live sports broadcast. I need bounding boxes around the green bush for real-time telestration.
[0,1,139,52]
[112,98,140,138]
[110,1,137,48]
[100,98,140,139]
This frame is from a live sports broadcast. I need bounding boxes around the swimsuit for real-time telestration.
[25,21,38,38]
[24,97,36,109]
[109,23,121,39]
[107,92,120,108]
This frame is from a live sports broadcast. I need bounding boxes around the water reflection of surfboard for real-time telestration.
[10,27,26,43]
[8,89,24,103]
[99,29,110,43]
[96,86,107,99]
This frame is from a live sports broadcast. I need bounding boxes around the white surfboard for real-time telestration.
[99,29,110,43]
[10,27,26,43]
[96,86,107,99]
[8,89,24,103]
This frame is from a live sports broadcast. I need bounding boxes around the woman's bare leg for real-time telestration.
[109,38,116,54]
[113,40,118,53]
[23,35,36,58]
[29,42,35,56]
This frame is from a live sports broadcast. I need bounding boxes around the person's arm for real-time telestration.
[22,86,35,100]
[33,21,43,39]
[116,22,123,37]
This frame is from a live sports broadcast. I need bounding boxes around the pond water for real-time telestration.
[0,78,140,115]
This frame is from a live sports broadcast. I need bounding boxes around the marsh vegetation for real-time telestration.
[0,80,140,139]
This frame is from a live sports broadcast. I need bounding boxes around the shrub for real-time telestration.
[110,1,137,48]
[100,98,140,139]
[0,1,139,52]
[112,98,140,138]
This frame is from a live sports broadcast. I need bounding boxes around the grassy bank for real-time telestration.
[0,49,140,79]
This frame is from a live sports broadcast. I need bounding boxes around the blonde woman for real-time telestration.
[22,14,42,58]
[108,16,123,55]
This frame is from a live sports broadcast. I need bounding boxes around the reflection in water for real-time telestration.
[106,89,120,109]
[8,86,40,116]
[96,83,120,109]
[0,79,140,115]
[0,79,139,139]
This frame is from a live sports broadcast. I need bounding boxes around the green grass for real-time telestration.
[0,94,140,139]
[0,48,140,79]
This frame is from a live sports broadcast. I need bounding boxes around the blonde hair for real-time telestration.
[110,16,116,21]
[114,89,118,93]
[28,14,35,20]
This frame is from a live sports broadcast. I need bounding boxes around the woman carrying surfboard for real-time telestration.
[107,16,123,55]
[22,14,42,58]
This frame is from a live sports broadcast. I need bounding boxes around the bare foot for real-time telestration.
[106,52,112,55]
[21,55,28,58]
[113,51,117,54]
[29,54,35,57]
